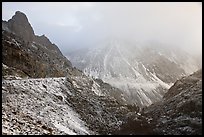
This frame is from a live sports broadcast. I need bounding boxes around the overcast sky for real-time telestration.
[2,2,202,55]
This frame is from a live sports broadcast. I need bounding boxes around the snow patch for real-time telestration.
[3,75,22,80]
[11,38,20,46]
[91,80,104,96]
[3,77,91,135]
[2,63,9,69]
[31,43,38,50]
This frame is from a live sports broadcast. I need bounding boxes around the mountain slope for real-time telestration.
[67,39,200,107]
[2,11,137,135]
[115,69,202,135]
[2,73,137,135]
[2,78,91,135]
[2,11,72,78]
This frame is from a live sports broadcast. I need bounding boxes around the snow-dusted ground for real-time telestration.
[91,80,105,96]
[68,39,200,107]
[2,77,93,135]
[82,40,172,106]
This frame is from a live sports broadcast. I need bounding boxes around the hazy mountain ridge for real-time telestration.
[67,39,200,107]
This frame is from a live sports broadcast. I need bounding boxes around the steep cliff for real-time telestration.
[2,11,72,78]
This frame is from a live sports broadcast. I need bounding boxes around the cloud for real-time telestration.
[2,2,202,55]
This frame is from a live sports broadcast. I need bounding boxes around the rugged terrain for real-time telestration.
[2,11,72,78]
[2,11,136,135]
[67,39,200,107]
[2,74,137,135]
[115,69,202,135]
[2,11,202,135]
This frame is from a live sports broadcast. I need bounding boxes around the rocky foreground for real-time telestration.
[2,74,139,135]
[2,69,202,135]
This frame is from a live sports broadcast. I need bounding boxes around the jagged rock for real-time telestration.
[2,11,72,78]
[7,11,35,42]
[115,69,202,135]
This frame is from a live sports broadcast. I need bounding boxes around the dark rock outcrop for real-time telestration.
[34,35,63,56]
[163,69,202,99]
[2,11,72,78]
[7,11,35,42]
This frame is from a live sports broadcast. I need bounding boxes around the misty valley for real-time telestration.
[2,2,202,135]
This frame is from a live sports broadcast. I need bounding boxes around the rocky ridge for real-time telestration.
[115,69,202,135]
[2,11,72,78]
[67,39,200,107]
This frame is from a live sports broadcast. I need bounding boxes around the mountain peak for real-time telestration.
[10,11,30,27]
[14,11,27,18]
[6,11,35,42]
